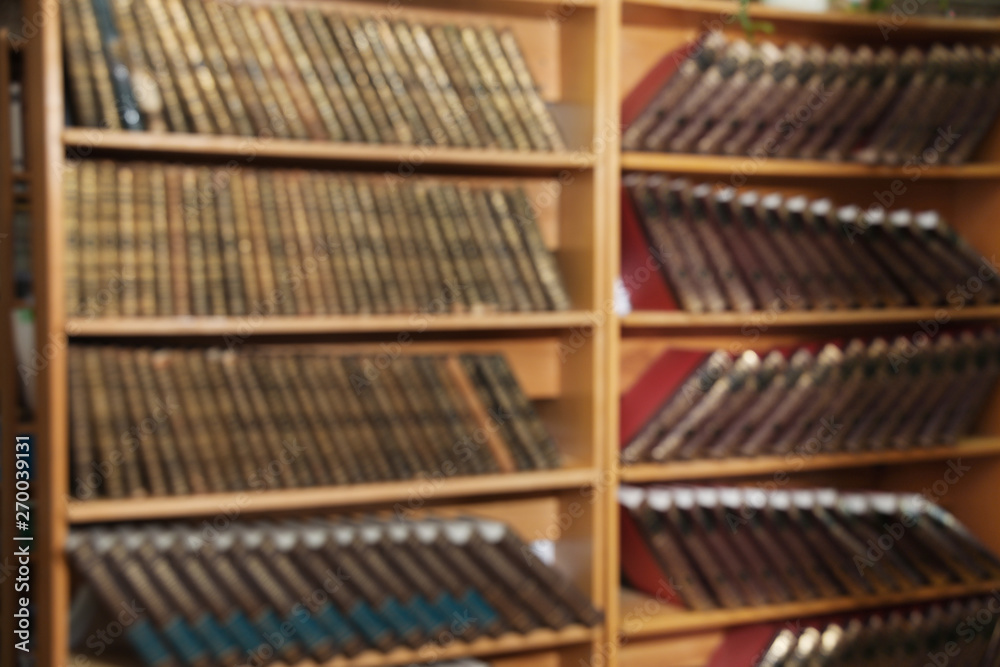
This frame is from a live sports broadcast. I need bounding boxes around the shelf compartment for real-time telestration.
[67,467,599,523]
[619,582,1000,638]
[620,437,1000,483]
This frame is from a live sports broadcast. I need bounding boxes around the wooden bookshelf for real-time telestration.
[607,5,1000,667]
[16,0,1000,666]
[22,0,617,665]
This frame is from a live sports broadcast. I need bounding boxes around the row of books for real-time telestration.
[62,0,564,150]
[621,331,998,464]
[68,517,601,667]
[624,174,994,313]
[69,345,559,500]
[620,486,1000,611]
[64,161,570,318]
[749,597,1000,667]
[624,36,1000,165]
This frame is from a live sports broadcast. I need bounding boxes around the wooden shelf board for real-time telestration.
[621,152,1000,179]
[621,306,1000,330]
[67,468,599,523]
[623,0,1000,34]
[65,311,598,337]
[62,129,595,173]
[620,437,1000,483]
[620,582,1000,638]
[72,625,595,667]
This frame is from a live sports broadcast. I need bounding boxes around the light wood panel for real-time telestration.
[66,311,599,337]
[62,129,596,172]
[620,437,1000,483]
[619,582,1000,638]
[622,152,1000,179]
[67,468,599,523]
[71,626,596,667]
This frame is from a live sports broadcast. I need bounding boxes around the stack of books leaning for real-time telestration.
[620,485,1000,610]
[69,345,560,500]
[68,517,602,666]
[62,0,564,150]
[64,161,570,317]
[748,596,1000,666]
[624,34,1000,165]
[621,331,999,464]
[623,175,996,313]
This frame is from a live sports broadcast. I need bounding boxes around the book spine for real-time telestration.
[98,346,146,496]
[148,350,215,494]
[132,164,159,316]
[179,167,210,315]
[341,178,390,313]
[334,13,410,143]
[163,167,190,315]
[115,165,139,316]
[204,0,287,137]
[256,171,299,315]
[325,175,372,313]
[64,164,83,316]
[91,0,143,130]
[367,18,439,146]
[168,349,236,493]
[369,180,420,312]
[68,349,99,499]
[307,9,390,143]
[480,27,550,151]
[427,185,482,311]
[96,161,121,316]
[354,179,404,313]
[252,5,330,140]
[200,350,269,484]
[506,188,571,311]
[62,0,101,127]
[133,349,189,495]
[394,21,476,147]
[75,0,123,129]
[143,0,215,133]
[279,170,328,315]
[212,170,247,315]
[307,171,355,313]
[81,347,126,497]
[125,0,189,132]
[278,6,364,143]
[180,0,254,136]
[230,3,309,139]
